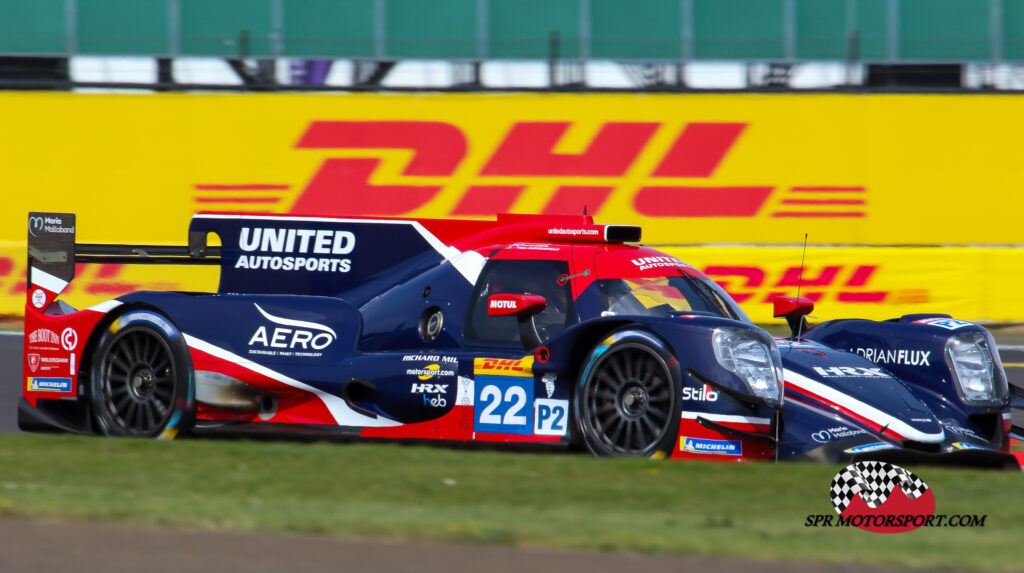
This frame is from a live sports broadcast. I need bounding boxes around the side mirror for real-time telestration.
[487,294,547,318]
[488,294,547,349]
[773,296,814,340]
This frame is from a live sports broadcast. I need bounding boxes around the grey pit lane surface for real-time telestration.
[0,331,1020,573]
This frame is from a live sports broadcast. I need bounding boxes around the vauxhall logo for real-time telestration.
[248,304,336,351]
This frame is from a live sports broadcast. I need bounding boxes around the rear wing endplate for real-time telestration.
[27,212,219,292]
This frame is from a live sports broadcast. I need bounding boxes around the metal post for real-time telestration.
[373,0,386,60]
[168,0,181,57]
[271,0,284,57]
[783,0,796,60]
[65,0,77,56]
[886,0,899,62]
[579,0,591,61]
[680,0,693,85]
[549,30,560,87]
[476,0,488,60]
[990,0,1003,64]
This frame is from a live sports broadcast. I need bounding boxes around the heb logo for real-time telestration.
[702,264,931,306]
[193,120,867,219]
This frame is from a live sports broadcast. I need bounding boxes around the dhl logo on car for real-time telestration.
[474,356,534,377]
[193,120,867,220]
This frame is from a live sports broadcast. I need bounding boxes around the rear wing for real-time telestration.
[27,212,219,306]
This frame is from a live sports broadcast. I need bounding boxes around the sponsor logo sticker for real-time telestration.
[247,303,336,358]
[28,328,60,347]
[235,227,354,273]
[813,366,892,378]
[474,356,534,377]
[489,299,518,310]
[854,348,931,367]
[810,426,868,444]
[950,442,989,451]
[913,318,973,330]
[631,256,683,272]
[680,437,742,456]
[27,354,40,372]
[843,442,898,454]
[60,328,78,351]
[31,289,46,309]
[27,377,73,392]
[681,384,718,402]
[533,399,568,436]
[406,365,455,380]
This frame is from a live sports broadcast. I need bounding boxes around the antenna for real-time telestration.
[795,233,808,340]
[583,204,588,216]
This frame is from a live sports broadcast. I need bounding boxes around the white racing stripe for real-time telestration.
[784,369,945,443]
[682,411,771,425]
[86,300,123,313]
[30,267,69,293]
[184,333,400,428]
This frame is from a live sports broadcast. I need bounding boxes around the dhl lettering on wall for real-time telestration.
[662,246,1024,323]
[3,92,1022,246]
[195,120,866,222]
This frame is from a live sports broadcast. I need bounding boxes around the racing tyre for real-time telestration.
[89,310,194,438]
[574,329,681,457]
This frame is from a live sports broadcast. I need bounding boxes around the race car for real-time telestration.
[19,211,1021,467]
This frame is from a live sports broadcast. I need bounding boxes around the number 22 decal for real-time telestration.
[479,385,527,425]
[474,377,533,435]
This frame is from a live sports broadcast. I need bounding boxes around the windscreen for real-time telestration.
[597,275,750,322]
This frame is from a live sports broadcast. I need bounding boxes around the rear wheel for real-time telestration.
[89,311,194,438]
[574,330,681,457]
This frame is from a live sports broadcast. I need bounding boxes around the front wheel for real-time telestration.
[573,330,681,457]
[89,310,194,438]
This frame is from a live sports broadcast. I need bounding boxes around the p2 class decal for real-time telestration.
[533,399,568,436]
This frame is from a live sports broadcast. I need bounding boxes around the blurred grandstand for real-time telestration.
[2,0,1024,91]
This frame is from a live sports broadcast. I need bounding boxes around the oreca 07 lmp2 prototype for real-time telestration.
[20,212,1021,467]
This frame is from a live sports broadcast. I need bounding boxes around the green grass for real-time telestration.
[0,434,1020,571]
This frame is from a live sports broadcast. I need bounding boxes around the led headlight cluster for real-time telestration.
[712,328,783,405]
[945,331,1008,406]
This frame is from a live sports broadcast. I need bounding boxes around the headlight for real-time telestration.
[945,331,1008,406]
[712,328,783,405]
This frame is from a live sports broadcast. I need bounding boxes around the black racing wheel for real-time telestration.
[573,329,681,457]
[89,310,194,438]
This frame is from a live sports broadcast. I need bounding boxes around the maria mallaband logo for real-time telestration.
[804,461,986,533]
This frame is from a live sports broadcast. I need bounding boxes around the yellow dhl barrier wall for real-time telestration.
[2,241,1021,323]
[2,92,1022,320]
[2,92,1024,246]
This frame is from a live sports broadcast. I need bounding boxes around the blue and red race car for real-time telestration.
[20,212,1021,466]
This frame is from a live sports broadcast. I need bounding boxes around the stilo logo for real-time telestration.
[829,461,935,533]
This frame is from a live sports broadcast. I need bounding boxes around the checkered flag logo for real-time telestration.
[830,461,929,514]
